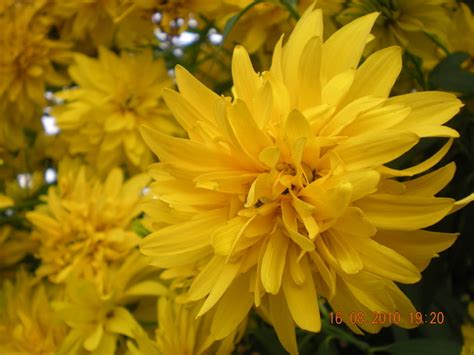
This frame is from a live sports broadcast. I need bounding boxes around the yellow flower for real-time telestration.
[462,302,474,355]
[447,3,474,63]
[26,160,149,289]
[52,48,183,173]
[0,0,70,120]
[337,0,450,67]
[52,0,156,50]
[0,270,67,354]
[0,225,38,270]
[140,7,473,354]
[127,293,246,355]
[54,251,166,355]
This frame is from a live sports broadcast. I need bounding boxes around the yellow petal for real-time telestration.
[325,230,363,274]
[175,65,219,124]
[261,228,289,294]
[84,323,104,351]
[232,46,259,104]
[373,230,457,271]
[140,211,226,267]
[140,125,235,172]
[331,130,418,171]
[269,292,298,355]
[105,307,136,338]
[344,46,402,103]
[197,259,242,317]
[322,12,378,84]
[321,69,355,108]
[356,193,454,230]
[298,36,322,110]
[389,91,462,133]
[211,273,253,339]
[378,138,453,177]
[282,255,321,332]
[355,237,421,283]
[403,162,455,196]
[283,8,323,102]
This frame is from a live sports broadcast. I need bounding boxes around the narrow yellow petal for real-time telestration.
[378,138,453,177]
[356,193,454,230]
[331,130,418,171]
[373,230,457,271]
[269,292,298,355]
[175,65,219,123]
[355,237,421,283]
[261,228,289,294]
[140,211,226,267]
[404,162,455,196]
[232,46,259,103]
[211,273,253,339]
[282,255,321,332]
[322,12,379,84]
[344,46,402,103]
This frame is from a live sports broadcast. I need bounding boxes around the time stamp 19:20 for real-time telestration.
[329,311,445,325]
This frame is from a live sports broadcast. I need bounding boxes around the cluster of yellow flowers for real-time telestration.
[1,0,474,354]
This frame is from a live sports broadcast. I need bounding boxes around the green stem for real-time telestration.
[279,0,300,20]
[424,31,450,56]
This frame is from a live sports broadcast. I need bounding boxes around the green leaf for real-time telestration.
[132,219,150,237]
[385,339,461,355]
[429,52,474,94]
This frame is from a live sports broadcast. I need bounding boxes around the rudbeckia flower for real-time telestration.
[0,0,70,120]
[26,160,149,289]
[337,0,451,67]
[54,251,165,355]
[140,7,472,354]
[52,48,183,173]
[0,270,67,354]
[127,293,247,355]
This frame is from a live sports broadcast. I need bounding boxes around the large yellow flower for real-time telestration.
[337,0,450,67]
[52,48,183,173]
[140,7,473,354]
[26,160,149,289]
[0,270,67,354]
[0,0,70,120]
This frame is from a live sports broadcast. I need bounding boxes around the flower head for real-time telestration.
[139,7,473,353]
[0,270,67,354]
[54,251,165,355]
[0,0,70,120]
[52,48,183,173]
[337,0,450,67]
[127,292,246,355]
[26,160,149,288]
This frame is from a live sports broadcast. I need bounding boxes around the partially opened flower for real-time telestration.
[54,251,165,355]
[337,0,450,68]
[52,48,183,173]
[127,293,246,355]
[26,160,149,289]
[0,0,70,121]
[140,6,472,354]
[0,270,67,354]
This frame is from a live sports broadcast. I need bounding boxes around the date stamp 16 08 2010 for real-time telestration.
[329,311,446,326]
